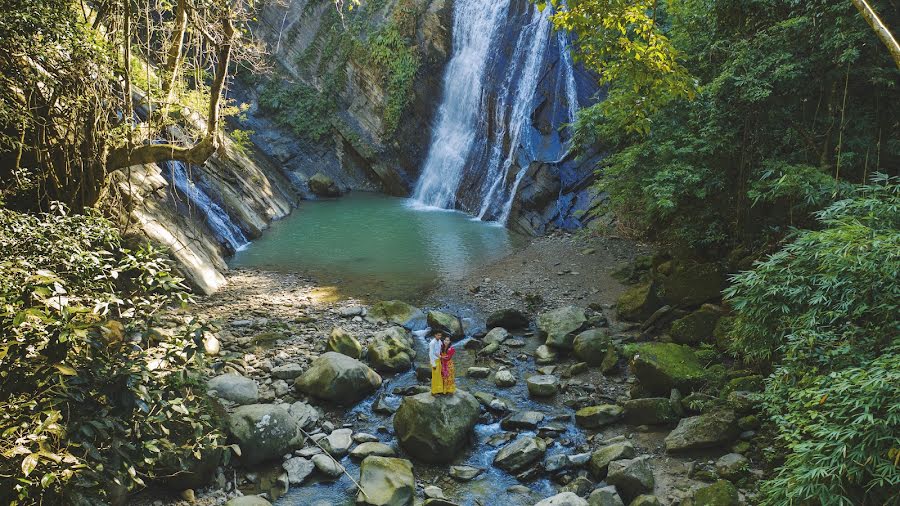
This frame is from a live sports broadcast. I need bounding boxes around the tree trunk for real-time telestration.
[851,0,900,69]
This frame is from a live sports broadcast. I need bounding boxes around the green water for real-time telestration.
[229,193,526,300]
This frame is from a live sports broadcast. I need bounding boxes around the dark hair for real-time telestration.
[441,339,450,354]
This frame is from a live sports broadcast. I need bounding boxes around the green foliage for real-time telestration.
[258,79,339,142]
[564,0,899,250]
[549,0,696,135]
[0,205,225,504]
[725,176,900,505]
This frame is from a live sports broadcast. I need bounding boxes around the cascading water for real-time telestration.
[412,0,583,224]
[410,0,511,210]
[163,160,250,252]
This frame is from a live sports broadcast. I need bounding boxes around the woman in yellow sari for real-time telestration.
[430,333,456,394]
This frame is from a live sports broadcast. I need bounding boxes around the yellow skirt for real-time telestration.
[431,362,456,395]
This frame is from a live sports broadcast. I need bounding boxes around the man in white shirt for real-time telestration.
[429,331,443,370]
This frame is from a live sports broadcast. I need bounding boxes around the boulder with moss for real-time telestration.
[573,329,618,372]
[427,310,464,339]
[327,326,362,359]
[682,480,740,506]
[631,343,709,395]
[367,300,426,329]
[616,283,662,322]
[670,306,723,345]
[665,410,739,452]
[368,327,416,373]
[655,260,726,307]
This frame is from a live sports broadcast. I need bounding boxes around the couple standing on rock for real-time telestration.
[428,331,456,395]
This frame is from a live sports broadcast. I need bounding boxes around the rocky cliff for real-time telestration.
[111,137,297,295]
[231,0,452,196]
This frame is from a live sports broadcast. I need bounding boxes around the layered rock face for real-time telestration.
[234,0,453,197]
[111,136,296,294]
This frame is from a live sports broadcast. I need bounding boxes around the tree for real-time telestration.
[0,0,260,210]
[851,0,900,69]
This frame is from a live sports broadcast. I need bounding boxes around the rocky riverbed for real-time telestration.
[137,233,763,506]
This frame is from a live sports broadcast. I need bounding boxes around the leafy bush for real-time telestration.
[0,205,225,505]
[257,79,338,142]
[725,175,900,505]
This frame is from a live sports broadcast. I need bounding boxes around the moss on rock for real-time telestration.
[631,343,709,395]
[617,283,662,322]
[670,306,723,345]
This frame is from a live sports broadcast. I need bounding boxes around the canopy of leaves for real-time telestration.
[725,175,900,505]
[565,0,899,251]
[0,205,225,504]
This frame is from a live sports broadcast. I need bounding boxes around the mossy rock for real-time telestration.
[654,260,726,307]
[573,328,618,372]
[720,375,764,397]
[631,343,709,395]
[712,316,736,351]
[368,300,426,329]
[686,480,739,506]
[694,346,719,364]
[622,398,680,425]
[327,326,362,359]
[617,283,662,322]
[670,307,722,345]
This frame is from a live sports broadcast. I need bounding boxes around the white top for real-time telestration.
[429,338,442,368]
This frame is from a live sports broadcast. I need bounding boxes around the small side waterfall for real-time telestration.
[412,0,583,224]
[163,160,250,252]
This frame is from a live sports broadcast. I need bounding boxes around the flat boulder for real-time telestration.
[368,326,416,373]
[225,497,272,506]
[294,352,382,405]
[483,327,510,346]
[207,373,258,405]
[320,428,353,457]
[357,456,415,506]
[367,300,426,329]
[308,172,342,197]
[494,436,547,473]
[588,485,625,506]
[350,442,396,459]
[573,329,618,372]
[500,410,545,430]
[537,306,587,349]
[487,308,530,329]
[534,492,589,506]
[589,442,635,479]
[631,343,708,395]
[227,404,298,466]
[393,391,480,463]
[327,326,362,359]
[576,405,624,429]
[665,410,739,452]
[427,310,464,339]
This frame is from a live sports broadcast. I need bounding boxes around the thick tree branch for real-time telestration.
[106,137,215,171]
[162,0,189,103]
[851,0,900,69]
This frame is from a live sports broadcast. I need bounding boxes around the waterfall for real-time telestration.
[411,0,582,225]
[163,160,250,252]
[410,0,511,210]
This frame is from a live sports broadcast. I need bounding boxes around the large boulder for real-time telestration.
[294,352,382,405]
[207,373,258,405]
[320,428,353,457]
[227,404,298,466]
[576,405,624,429]
[368,301,426,329]
[368,327,416,373]
[588,442,635,479]
[327,326,362,359]
[631,343,708,395]
[534,492,589,506]
[683,480,740,506]
[494,436,547,473]
[483,327,510,346]
[670,306,723,345]
[621,398,680,426]
[357,456,415,506]
[393,391,480,463]
[616,283,662,322]
[308,172,342,197]
[665,410,739,452]
[606,457,655,503]
[486,308,530,329]
[655,260,725,307]
[427,311,464,339]
[573,329,618,372]
[538,306,587,349]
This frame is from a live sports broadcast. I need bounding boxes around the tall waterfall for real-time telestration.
[163,160,250,252]
[412,0,581,223]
